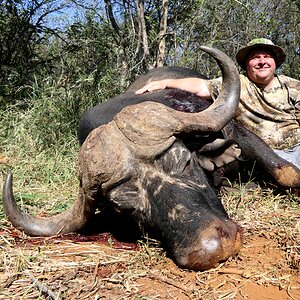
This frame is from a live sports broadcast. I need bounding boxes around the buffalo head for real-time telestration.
[3,46,243,270]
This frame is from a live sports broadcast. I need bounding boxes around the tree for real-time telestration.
[1,0,299,108]
[0,0,67,103]
[156,0,168,67]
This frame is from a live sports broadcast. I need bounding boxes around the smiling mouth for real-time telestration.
[256,67,270,71]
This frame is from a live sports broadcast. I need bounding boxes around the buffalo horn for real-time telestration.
[172,46,240,133]
[2,171,95,236]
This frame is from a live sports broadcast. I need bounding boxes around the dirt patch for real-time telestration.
[0,224,299,300]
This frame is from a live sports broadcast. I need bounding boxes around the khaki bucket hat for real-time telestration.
[236,38,286,70]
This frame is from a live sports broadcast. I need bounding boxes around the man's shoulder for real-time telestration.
[277,75,300,102]
[239,73,251,83]
[277,74,300,85]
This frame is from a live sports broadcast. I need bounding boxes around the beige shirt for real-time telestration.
[209,74,300,150]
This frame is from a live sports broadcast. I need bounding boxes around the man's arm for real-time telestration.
[135,77,212,99]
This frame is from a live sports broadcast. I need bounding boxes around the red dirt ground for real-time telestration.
[0,224,299,300]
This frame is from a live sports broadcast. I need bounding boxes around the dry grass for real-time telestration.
[0,180,299,300]
[221,183,300,270]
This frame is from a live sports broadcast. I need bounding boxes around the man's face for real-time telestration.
[245,48,276,86]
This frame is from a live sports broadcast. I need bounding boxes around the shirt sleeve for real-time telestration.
[281,75,300,119]
[207,77,223,101]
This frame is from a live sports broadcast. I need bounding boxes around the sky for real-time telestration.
[18,0,105,30]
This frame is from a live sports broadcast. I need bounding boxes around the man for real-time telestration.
[135,38,300,169]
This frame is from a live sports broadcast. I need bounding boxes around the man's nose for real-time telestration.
[258,56,267,64]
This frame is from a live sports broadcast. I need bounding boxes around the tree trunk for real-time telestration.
[156,0,168,67]
[135,0,151,69]
[104,0,128,88]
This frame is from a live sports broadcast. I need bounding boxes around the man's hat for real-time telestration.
[236,38,286,70]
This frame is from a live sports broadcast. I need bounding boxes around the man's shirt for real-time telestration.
[209,74,300,150]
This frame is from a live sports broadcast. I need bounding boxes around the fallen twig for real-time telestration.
[27,271,59,300]
[148,272,192,299]
[1,273,20,288]
[218,267,249,277]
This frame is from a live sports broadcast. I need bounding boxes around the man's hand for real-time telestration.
[135,77,211,99]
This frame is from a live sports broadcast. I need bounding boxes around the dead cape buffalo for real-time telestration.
[3,47,300,271]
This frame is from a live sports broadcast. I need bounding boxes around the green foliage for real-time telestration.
[1,0,298,109]
[0,0,70,103]
[63,15,123,102]
[0,1,35,100]
[166,0,300,78]
[0,72,81,217]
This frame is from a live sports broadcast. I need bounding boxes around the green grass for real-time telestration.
[0,79,81,220]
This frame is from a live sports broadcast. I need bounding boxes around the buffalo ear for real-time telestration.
[109,182,146,212]
[196,139,241,171]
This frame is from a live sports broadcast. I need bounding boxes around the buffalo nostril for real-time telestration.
[175,220,243,271]
[216,226,230,239]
